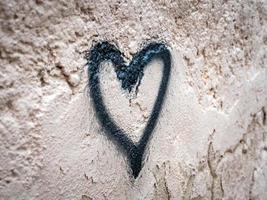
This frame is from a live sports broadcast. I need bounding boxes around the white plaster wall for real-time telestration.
[0,0,267,199]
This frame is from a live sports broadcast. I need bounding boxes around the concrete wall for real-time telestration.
[0,0,267,199]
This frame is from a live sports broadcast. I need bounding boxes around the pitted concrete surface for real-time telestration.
[0,0,267,199]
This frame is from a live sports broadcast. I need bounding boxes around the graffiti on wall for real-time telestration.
[87,41,171,178]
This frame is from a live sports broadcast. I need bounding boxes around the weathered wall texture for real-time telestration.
[1,0,267,199]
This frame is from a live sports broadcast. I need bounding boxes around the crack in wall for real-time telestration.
[152,162,171,200]
[205,107,267,200]
[207,141,223,200]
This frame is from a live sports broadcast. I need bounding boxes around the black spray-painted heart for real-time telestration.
[87,41,171,178]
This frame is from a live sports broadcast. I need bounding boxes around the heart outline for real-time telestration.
[87,41,171,178]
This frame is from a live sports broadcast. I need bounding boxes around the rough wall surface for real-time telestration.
[0,0,267,199]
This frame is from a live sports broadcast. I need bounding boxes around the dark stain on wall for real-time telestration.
[87,41,171,178]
